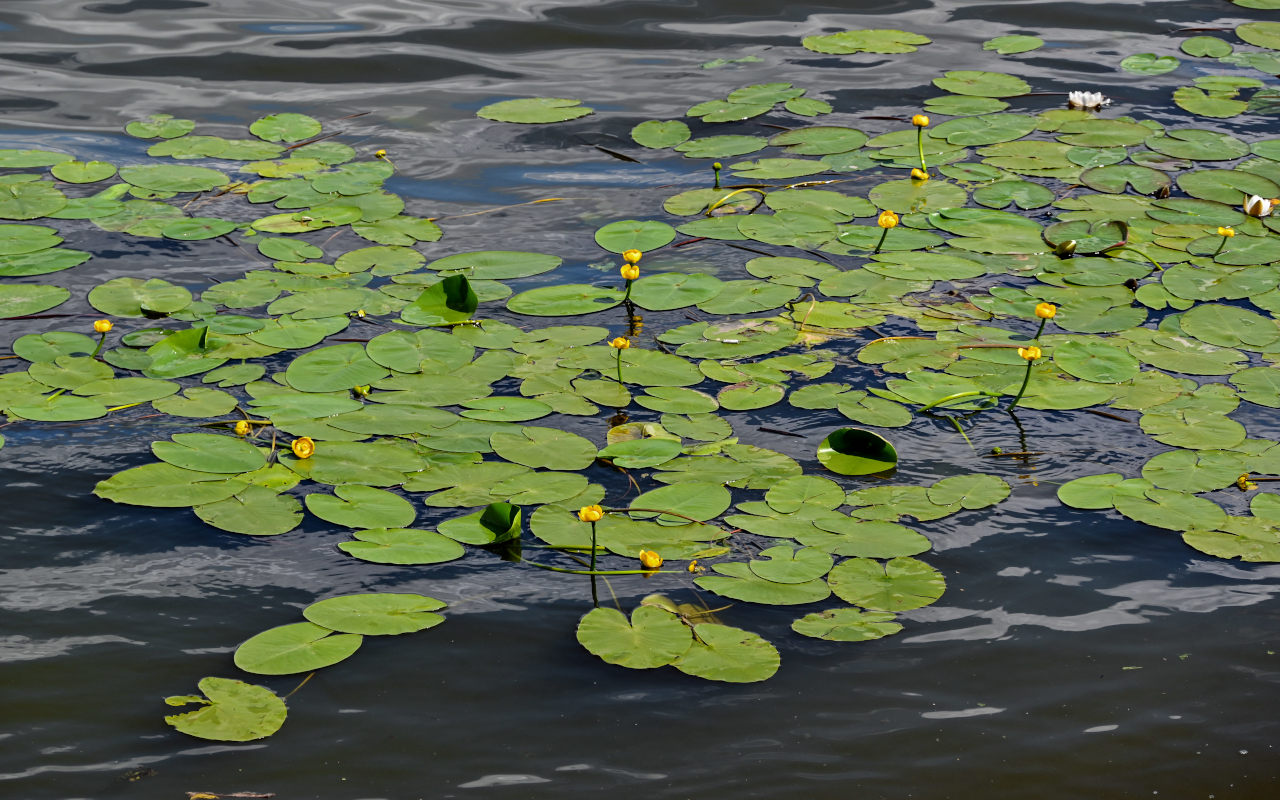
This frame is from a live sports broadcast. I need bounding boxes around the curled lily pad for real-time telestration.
[792,608,903,641]
[817,428,897,475]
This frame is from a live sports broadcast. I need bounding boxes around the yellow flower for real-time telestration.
[1218,226,1235,237]
[610,336,630,350]
[578,505,604,523]
[93,319,113,333]
[374,149,387,159]
[910,168,929,181]
[687,559,699,573]
[1034,302,1057,319]
[639,549,663,569]
[912,114,930,127]
[622,249,643,265]
[877,209,899,229]
[1017,345,1042,362]
[233,420,250,436]
[620,263,640,281]
[290,437,315,459]
[1237,473,1256,491]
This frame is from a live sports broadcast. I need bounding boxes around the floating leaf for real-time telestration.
[233,622,362,675]
[672,624,780,683]
[477,97,593,123]
[164,677,286,742]
[576,606,692,669]
[983,35,1043,55]
[792,608,903,641]
[817,428,897,475]
[338,528,466,565]
[1120,53,1180,75]
[250,113,322,143]
[631,120,691,149]
[303,593,446,636]
[932,70,1030,97]
[802,29,931,55]
[828,556,946,611]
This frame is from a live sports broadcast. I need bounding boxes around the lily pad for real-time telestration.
[477,97,593,123]
[233,622,362,675]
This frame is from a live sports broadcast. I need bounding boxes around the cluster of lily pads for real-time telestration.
[6,14,1280,742]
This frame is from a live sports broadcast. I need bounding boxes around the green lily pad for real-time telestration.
[250,113,322,143]
[672,624,780,683]
[152,433,266,474]
[306,485,416,529]
[1120,53,1180,75]
[631,120,691,149]
[983,35,1043,55]
[164,677,286,742]
[576,606,692,669]
[303,593,446,635]
[477,97,593,123]
[827,556,946,611]
[791,608,903,641]
[817,428,897,475]
[233,622,362,675]
[0,283,70,318]
[932,70,1030,97]
[194,485,304,536]
[338,528,466,564]
[802,29,931,55]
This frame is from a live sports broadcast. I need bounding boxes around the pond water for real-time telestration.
[2,0,1280,798]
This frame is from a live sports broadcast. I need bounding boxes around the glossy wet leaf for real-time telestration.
[933,70,1029,97]
[490,426,597,470]
[927,474,1010,509]
[95,463,249,507]
[631,482,732,524]
[576,606,692,669]
[89,277,191,318]
[1053,340,1140,383]
[284,343,389,392]
[817,428,897,475]
[1113,488,1227,531]
[983,35,1043,55]
[250,113,322,142]
[233,622,362,675]
[164,677,286,742]
[303,593,446,636]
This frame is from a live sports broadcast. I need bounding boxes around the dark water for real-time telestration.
[2,1,1278,798]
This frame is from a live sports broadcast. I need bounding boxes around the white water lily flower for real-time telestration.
[1243,194,1274,217]
[1067,90,1111,110]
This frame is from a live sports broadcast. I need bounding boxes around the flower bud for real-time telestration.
[1034,302,1057,319]
[610,336,630,350]
[910,168,929,181]
[1017,345,1042,362]
[912,114,930,127]
[877,209,899,229]
[234,420,250,436]
[639,549,663,569]
[620,263,640,281]
[93,319,113,334]
[578,505,604,523]
[622,249,642,265]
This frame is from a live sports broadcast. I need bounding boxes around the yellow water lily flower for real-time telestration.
[1034,302,1057,319]
[374,149,388,159]
[912,114,929,127]
[622,249,643,264]
[910,168,929,181]
[290,437,315,459]
[578,505,604,523]
[620,263,640,281]
[877,209,899,229]
[93,319,113,333]
[233,420,250,436]
[639,549,663,569]
[610,336,630,350]
[1218,226,1235,237]
[1017,345,1042,362]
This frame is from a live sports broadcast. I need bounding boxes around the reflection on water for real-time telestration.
[1,0,1279,798]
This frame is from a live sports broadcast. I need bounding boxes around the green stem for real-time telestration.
[917,390,1000,413]
[522,560,661,576]
[589,520,598,606]
[873,226,889,255]
[946,415,974,451]
[91,332,107,358]
[623,278,633,304]
[1214,237,1228,256]
[1007,360,1035,413]
[1034,317,1046,340]
[712,162,722,189]
[614,348,624,386]
[917,127,928,172]
[1106,246,1163,272]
